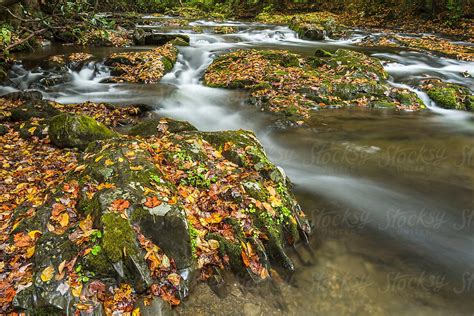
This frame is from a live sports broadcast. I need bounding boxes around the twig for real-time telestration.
[1,5,30,22]
[5,28,47,51]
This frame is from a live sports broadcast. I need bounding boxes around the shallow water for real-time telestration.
[2,18,474,315]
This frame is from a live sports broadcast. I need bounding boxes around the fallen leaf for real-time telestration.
[40,265,55,282]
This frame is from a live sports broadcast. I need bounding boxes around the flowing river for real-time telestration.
[2,18,474,315]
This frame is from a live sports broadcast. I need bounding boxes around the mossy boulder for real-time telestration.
[104,44,178,84]
[422,80,473,111]
[49,113,117,150]
[169,37,190,47]
[204,48,423,124]
[256,12,345,40]
[129,118,197,137]
[9,100,60,122]
[9,126,311,314]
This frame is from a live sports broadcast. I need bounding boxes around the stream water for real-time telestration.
[2,19,474,315]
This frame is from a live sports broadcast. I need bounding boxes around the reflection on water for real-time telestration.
[1,18,474,315]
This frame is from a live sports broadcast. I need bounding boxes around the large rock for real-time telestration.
[49,113,117,150]
[104,44,178,84]
[129,118,197,137]
[2,90,43,102]
[133,29,190,46]
[204,48,425,124]
[9,126,311,314]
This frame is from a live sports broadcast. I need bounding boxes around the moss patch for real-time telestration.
[49,113,117,150]
[101,213,138,263]
[422,80,472,111]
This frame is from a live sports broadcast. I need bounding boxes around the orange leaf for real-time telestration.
[241,249,250,267]
[144,196,161,208]
[110,199,130,212]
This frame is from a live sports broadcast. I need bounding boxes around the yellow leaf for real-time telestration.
[47,222,55,232]
[104,159,114,166]
[27,230,42,240]
[12,219,23,232]
[94,155,104,163]
[40,265,55,282]
[208,239,220,250]
[58,260,66,274]
[132,308,140,316]
[72,283,83,297]
[74,164,86,172]
[26,246,35,259]
[130,165,143,171]
[28,126,37,134]
[59,213,69,227]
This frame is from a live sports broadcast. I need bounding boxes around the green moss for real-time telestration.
[84,250,114,275]
[49,113,117,150]
[101,213,137,263]
[77,194,101,216]
[188,224,198,258]
[161,56,174,73]
[427,86,461,109]
[242,181,268,201]
[130,207,149,223]
[208,233,243,271]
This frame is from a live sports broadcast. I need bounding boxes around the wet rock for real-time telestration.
[0,123,7,136]
[422,79,473,111]
[133,29,190,46]
[257,12,344,40]
[9,124,311,313]
[49,113,118,150]
[104,44,178,84]
[129,118,197,137]
[135,297,173,316]
[13,232,80,313]
[292,24,326,41]
[81,138,195,273]
[9,100,60,122]
[15,120,49,140]
[169,37,190,46]
[2,90,43,101]
[38,75,69,88]
[204,48,424,123]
